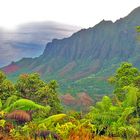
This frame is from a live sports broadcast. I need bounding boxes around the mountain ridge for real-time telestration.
[2,6,140,96]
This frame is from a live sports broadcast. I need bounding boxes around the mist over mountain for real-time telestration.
[2,7,140,96]
[0,22,80,67]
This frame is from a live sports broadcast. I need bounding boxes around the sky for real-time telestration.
[0,0,140,30]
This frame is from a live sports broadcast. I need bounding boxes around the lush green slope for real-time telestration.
[3,7,140,97]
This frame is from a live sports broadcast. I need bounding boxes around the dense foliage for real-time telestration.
[0,62,140,139]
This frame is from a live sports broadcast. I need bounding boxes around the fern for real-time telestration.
[38,114,67,129]
[4,99,51,113]
[3,95,18,109]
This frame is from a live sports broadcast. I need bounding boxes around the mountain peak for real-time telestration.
[123,6,140,21]
[98,19,113,25]
[3,6,140,95]
[129,6,140,15]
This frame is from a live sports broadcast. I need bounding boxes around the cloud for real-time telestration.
[0,21,81,67]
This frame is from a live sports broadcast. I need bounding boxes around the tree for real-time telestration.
[0,71,15,101]
[35,80,63,115]
[108,62,139,100]
[15,73,45,99]
[0,71,6,83]
[16,73,62,115]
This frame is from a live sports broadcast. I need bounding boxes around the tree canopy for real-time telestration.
[0,71,62,115]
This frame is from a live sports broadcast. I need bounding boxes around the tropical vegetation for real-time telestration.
[0,61,140,139]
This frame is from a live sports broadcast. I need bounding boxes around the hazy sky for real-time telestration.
[0,0,140,30]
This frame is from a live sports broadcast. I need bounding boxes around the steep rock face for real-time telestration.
[23,7,140,78]
[3,7,140,95]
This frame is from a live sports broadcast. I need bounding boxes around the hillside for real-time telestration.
[2,7,140,97]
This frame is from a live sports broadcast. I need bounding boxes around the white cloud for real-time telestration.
[0,21,80,67]
[0,0,139,29]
